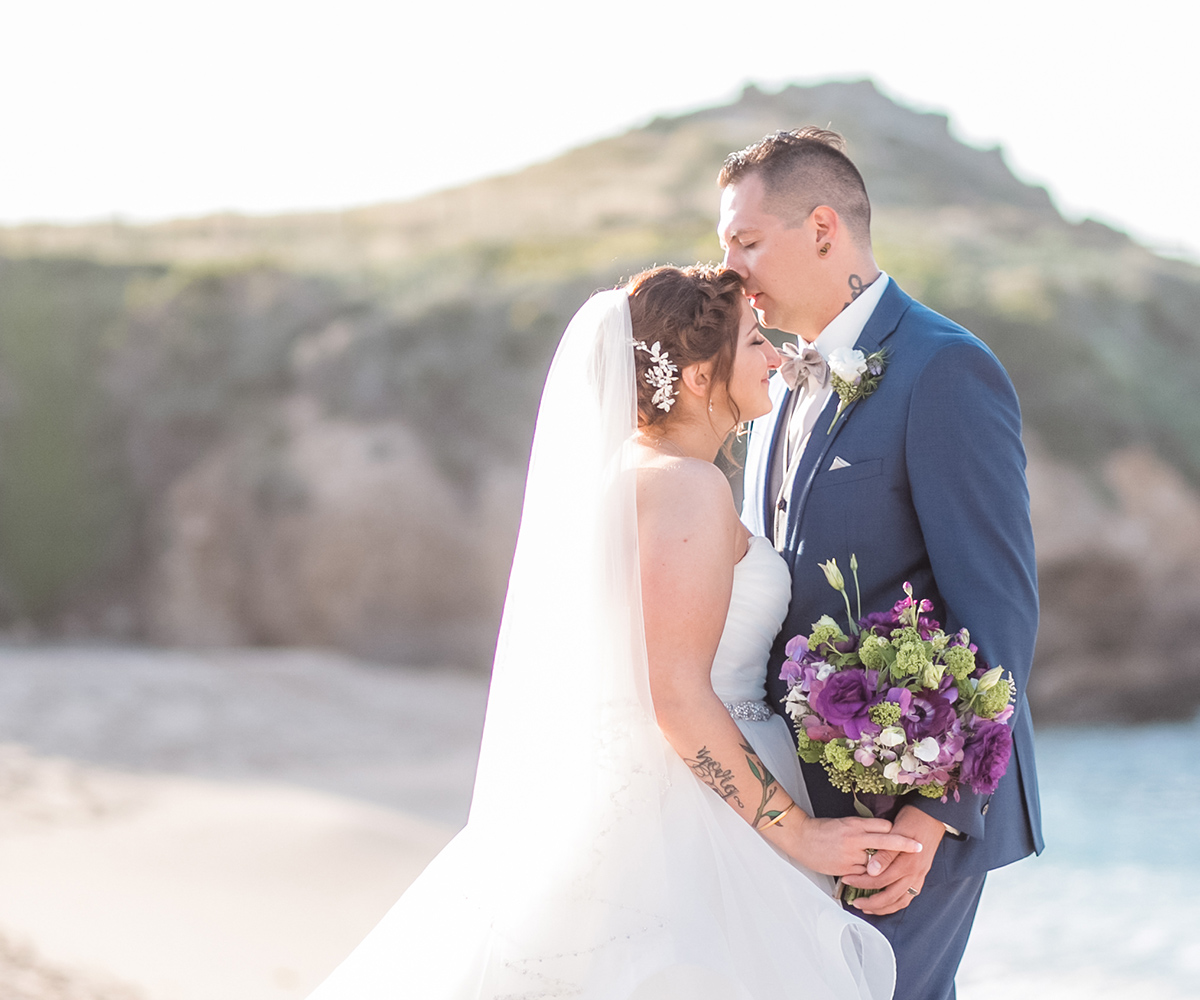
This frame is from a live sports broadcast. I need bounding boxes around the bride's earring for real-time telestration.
[819,243,831,256]
[709,400,714,413]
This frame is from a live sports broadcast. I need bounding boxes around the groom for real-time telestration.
[721,129,1043,1000]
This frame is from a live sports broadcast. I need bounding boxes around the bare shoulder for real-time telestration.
[637,456,733,528]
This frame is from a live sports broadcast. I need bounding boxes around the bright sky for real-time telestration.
[3,0,1196,259]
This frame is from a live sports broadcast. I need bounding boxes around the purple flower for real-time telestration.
[961,720,1012,795]
[902,689,956,742]
[811,669,877,738]
[785,634,809,660]
[859,610,899,633]
[780,659,804,685]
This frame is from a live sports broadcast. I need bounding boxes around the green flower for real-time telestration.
[868,700,903,727]
[917,782,947,799]
[795,728,826,764]
[894,640,927,677]
[943,644,976,681]
[849,762,890,795]
[819,559,846,592]
[976,678,1013,718]
[859,634,891,670]
[823,740,855,772]
[921,659,946,689]
[809,615,847,649]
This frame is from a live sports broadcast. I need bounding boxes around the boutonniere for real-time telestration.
[826,347,888,433]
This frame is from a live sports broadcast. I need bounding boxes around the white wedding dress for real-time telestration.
[305,291,892,1000]
[715,534,836,897]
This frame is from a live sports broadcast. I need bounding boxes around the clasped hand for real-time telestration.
[837,804,946,915]
[782,810,923,882]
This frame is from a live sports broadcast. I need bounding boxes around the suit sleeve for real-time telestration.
[904,339,1039,839]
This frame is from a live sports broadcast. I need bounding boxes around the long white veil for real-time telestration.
[308,290,894,1000]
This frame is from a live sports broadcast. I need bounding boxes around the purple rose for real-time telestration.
[811,669,876,738]
[902,689,956,742]
[960,720,1012,795]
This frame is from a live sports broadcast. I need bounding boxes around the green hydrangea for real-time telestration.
[809,615,846,649]
[823,740,855,772]
[859,634,890,670]
[868,701,903,727]
[795,728,826,764]
[894,641,928,677]
[975,677,1013,718]
[917,782,947,799]
[943,644,976,681]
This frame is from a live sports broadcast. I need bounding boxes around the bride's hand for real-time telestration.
[766,812,923,877]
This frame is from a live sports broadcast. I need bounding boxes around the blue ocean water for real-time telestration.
[960,717,1200,998]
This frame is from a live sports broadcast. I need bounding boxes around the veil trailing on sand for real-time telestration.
[308,290,893,1000]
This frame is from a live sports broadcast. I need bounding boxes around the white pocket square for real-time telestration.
[830,456,852,471]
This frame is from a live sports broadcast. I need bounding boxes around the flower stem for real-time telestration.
[841,590,859,636]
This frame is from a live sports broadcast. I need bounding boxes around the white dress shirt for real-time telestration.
[770,272,891,546]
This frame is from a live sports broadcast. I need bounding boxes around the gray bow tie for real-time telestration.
[778,342,829,394]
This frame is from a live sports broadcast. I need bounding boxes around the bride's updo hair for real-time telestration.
[626,264,744,428]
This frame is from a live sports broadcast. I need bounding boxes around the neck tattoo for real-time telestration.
[842,273,865,311]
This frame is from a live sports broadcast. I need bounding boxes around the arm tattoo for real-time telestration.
[685,747,743,808]
[842,273,865,310]
[740,740,786,829]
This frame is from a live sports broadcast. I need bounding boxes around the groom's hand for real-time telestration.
[841,804,945,915]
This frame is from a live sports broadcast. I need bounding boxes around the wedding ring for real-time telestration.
[864,848,877,863]
[906,887,919,896]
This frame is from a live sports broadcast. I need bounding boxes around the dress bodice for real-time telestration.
[711,535,792,704]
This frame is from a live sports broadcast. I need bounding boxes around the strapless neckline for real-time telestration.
[711,535,792,705]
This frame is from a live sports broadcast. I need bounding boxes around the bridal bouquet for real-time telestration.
[781,556,1014,811]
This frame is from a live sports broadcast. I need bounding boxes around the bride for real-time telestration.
[307,266,918,999]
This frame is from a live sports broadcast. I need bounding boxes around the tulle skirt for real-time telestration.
[306,723,893,1000]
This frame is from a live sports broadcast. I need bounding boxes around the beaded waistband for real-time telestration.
[722,699,775,722]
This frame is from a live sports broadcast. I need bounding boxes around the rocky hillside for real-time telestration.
[2,80,1199,721]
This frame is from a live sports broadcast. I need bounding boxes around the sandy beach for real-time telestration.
[1,645,1196,1000]
[0,646,485,1000]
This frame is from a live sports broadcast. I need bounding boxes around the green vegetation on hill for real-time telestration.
[2,80,1200,716]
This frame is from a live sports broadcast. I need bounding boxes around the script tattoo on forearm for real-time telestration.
[842,273,865,310]
[740,741,785,829]
[685,747,743,808]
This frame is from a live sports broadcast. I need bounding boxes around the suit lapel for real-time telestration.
[762,385,794,535]
[782,279,913,556]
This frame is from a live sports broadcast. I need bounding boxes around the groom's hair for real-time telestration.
[719,128,872,243]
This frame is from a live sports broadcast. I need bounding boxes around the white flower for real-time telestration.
[877,726,906,748]
[976,666,1005,692]
[816,662,837,681]
[913,737,941,762]
[883,760,903,782]
[783,689,808,720]
[827,347,868,383]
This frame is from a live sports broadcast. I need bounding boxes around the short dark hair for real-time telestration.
[625,264,744,429]
[718,127,872,242]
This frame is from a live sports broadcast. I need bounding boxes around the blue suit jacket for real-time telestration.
[742,280,1044,884]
